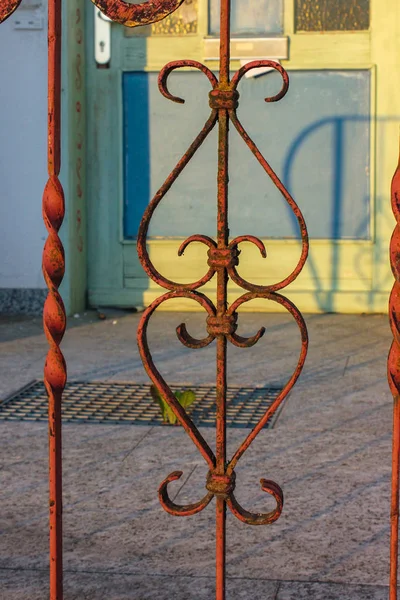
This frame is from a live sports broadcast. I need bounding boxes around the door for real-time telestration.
[85,0,400,313]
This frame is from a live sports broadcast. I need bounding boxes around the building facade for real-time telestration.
[1,0,399,315]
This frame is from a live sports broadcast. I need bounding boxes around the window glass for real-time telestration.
[124,0,198,36]
[152,0,198,35]
[209,0,283,36]
[123,70,371,240]
[295,0,369,32]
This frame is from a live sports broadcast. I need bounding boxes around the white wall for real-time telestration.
[0,3,47,289]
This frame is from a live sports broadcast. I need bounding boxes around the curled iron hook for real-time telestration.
[227,327,266,348]
[226,479,283,525]
[229,235,267,258]
[159,471,214,516]
[178,234,217,256]
[159,61,219,104]
[231,60,289,103]
[176,322,215,349]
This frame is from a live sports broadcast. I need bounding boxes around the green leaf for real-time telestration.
[178,390,196,409]
[165,404,178,425]
[150,385,161,402]
[151,385,195,425]
[151,385,167,422]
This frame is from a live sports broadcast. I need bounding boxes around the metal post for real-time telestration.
[215,0,230,595]
[0,1,65,597]
[43,0,66,597]
[389,139,400,600]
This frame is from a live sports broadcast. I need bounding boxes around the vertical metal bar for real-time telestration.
[390,394,400,599]
[215,0,231,597]
[389,139,400,600]
[218,0,230,87]
[43,0,65,597]
[215,495,226,600]
[215,334,227,600]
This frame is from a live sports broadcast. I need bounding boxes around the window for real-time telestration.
[209,0,283,36]
[295,0,369,32]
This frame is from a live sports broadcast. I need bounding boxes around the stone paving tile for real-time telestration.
[0,312,395,597]
[2,312,389,396]
[0,569,280,600]
[0,421,393,586]
[0,570,393,600]
[277,580,388,599]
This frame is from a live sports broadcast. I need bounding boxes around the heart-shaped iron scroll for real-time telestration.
[138,290,308,523]
[136,59,309,528]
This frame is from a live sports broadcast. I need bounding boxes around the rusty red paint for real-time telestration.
[0,0,21,23]
[91,0,185,27]
[135,0,309,595]
[389,140,400,600]
[0,0,65,594]
[74,9,85,257]
[0,0,309,597]
[43,0,65,598]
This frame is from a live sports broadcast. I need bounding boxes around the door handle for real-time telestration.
[95,7,112,66]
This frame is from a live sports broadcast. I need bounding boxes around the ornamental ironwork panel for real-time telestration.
[1,0,310,598]
[124,0,307,598]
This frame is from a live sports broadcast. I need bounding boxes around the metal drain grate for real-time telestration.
[0,381,284,428]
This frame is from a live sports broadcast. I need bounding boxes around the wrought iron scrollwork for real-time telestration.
[136,34,309,599]
[1,0,309,598]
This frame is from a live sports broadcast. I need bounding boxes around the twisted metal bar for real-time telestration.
[0,0,22,23]
[389,139,400,600]
[0,2,65,596]
[43,1,65,597]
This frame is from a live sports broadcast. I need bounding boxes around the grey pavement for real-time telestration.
[0,310,395,599]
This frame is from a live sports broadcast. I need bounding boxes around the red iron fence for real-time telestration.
[6,1,396,599]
